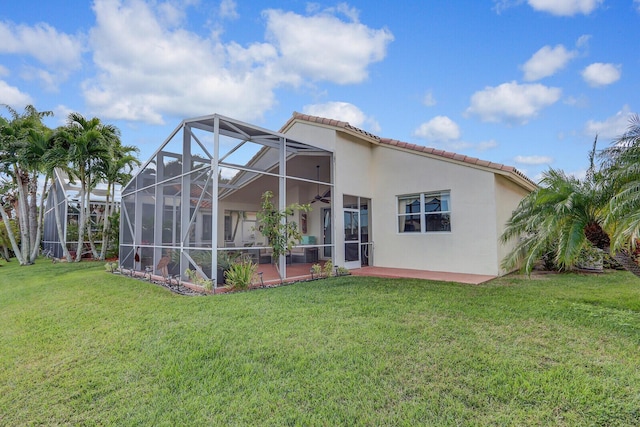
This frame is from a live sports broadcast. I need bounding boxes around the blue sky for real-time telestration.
[1,0,638,181]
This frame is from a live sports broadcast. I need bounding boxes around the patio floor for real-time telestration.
[252,263,496,286]
[125,263,496,294]
[350,266,496,285]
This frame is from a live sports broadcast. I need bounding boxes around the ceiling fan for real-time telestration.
[311,165,330,204]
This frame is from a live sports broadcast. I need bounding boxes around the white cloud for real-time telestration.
[0,20,84,89]
[476,139,498,151]
[584,105,633,139]
[466,81,561,124]
[0,21,83,68]
[493,0,525,14]
[0,80,33,107]
[83,1,393,124]
[422,90,436,107]
[514,155,553,165]
[564,94,589,108]
[521,44,577,81]
[302,101,380,133]
[636,0,640,13]
[414,116,461,142]
[576,34,591,48]
[528,0,603,16]
[581,62,621,87]
[567,169,587,180]
[52,104,75,126]
[263,8,393,84]
[219,0,239,20]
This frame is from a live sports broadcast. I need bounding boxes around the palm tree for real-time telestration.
[55,113,113,261]
[501,136,617,273]
[601,114,640,256]
[95,140,139,260]
[0,180,19,262]
[502,136,640,276]
[21,128,55,262]
[501,168,607,273]
[0,105,53,265]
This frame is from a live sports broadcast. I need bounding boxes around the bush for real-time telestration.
[185,269,214,291]
[323,260,334,278]
[311,263,322,278]
[335,266,350,276]
[576,245,604,271]
[224,259,257,291]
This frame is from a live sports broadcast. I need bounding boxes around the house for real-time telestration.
[119,113,535,287]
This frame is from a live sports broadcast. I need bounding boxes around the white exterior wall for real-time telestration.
[370,146,501,275]
[494,174,531,275]
[284,120,531,276]
[284,124,375,264]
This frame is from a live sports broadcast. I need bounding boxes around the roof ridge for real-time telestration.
[284,112,536,188]
[288,111,381,141]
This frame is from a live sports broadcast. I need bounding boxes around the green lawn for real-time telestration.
[1,260,640,425]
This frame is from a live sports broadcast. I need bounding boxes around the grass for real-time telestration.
[1,260,640,425]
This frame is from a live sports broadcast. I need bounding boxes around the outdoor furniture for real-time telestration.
[259,248,273,264]
[290,247,318,264]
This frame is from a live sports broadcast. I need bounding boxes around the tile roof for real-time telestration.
[281,112,536,189]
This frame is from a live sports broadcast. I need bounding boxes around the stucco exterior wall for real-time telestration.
[284,119,532,276]
[494,174,531,275]
[285,123,376,264]
[369,146,502,276]
[283,123,338,259]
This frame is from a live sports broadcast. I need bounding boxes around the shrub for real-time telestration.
[322,260,334,278]
[335,266,350,276]
[311,263,322,278]
[185,269,214,291]
[224,259,257,291]
[576,245,604,271]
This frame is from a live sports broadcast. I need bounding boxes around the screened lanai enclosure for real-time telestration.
[120,114,333,287]
[43,168,121,259]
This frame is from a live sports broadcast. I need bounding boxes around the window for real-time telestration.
[398,191,451,233]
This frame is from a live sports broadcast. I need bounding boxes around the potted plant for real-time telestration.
[217,250,238,285]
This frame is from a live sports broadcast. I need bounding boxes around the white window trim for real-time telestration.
[397,191,451,234]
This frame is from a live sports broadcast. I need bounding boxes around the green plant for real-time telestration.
[311,263,322,278]
[185,268,214,291]
[104,261,117,272]
[217,250,239,271]
[256,190,310,282]
[105,211,120,259]
[322,259,334,278]
[200,277,213,292]
[576,244,604,271]
[224,259,257,291]
[335,266,350,276]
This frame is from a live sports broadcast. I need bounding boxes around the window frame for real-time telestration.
[397,191,451,234]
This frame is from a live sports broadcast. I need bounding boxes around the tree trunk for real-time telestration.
[29,175,48,263]
[86,189,99,259]
[15,171,32,264]
[75,181,86,262]
[0,206,26,265]
[28,174,38,261]
[99,184,111,260]
[612,251,640,278]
